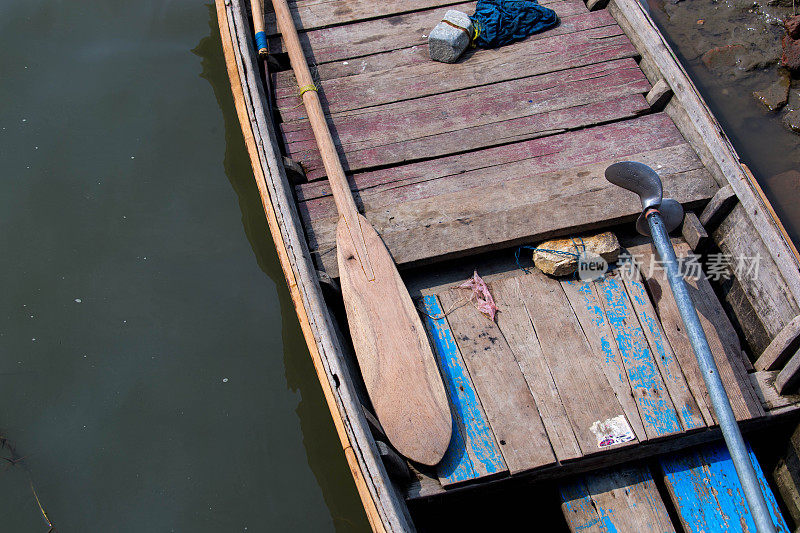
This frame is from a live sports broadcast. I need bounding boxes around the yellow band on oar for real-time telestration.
[298,84,318,97]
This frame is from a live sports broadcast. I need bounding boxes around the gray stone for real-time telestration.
[428,10,473,63]
[533,231,621,277]
[784,107,800,134]
[753,70,791,112]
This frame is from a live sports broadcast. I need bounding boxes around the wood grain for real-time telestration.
[281,59,650,179]
[628,240,764,423]
[491,277,583,463]
[755,315,800,371]
[621,273,706,431]
[420,295,507,485]
[276,15,635,119]
[561,279,648,442]
[561,465,676,533]
[516,270,636,455]
[438,288,557,474]
[337,216,452,465]
[660,442,789,532]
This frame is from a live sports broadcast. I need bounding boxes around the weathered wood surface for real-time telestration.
[774,423,800,527]
[281,59,651,179]
[713,203,800,355]
[596,273,684,438]
[267,0,587,64]
[699,184,737,228]
[777,350,800,394]
[297,112,688,206]
[263,0,466,35]
[750,370,800,411]
[491,277,583,463]
[560,465,675,533]
[516,270,637,455]
[681,211,708,251]
[628,240,764,423]
[755,315,800,371]
[621,272,706,431]
[420,295,507,486]
[276,14,636,119]
[660,441,789,532]
[302,118,717,276]
[561,279,648,442]
[645,77,672,109]
[438,288,557,473]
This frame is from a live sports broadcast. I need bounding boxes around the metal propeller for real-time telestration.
[605,161,684,235]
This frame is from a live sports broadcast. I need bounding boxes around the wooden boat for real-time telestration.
[216,0,800,529]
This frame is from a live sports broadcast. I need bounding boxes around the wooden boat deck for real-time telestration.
[219,0,800,526]
[268,0,718,277]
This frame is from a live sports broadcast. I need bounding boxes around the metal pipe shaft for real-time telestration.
[647,210,776,533]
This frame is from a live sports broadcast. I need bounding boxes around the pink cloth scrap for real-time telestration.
[458,270,498,321]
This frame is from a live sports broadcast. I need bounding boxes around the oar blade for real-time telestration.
[337,215,452,466]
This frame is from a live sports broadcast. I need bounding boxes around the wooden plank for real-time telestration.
[622,273,707,431]
[281,59,651,179]
[561,465,676,533]
[713,204,800,354]
[595,273,683,438]
[263,0,466,35]
[516,270,638,455]
[773,423,800,527]
[297,112,688,206]
[699,184,737,228]
[561,278,648,442]
[267,0,586,64]
[660,441,789,532]
[776,350,800,394]
[276,17,636,118]
[755,315,800,371]
[307,143,716,277]
[749,371,800,411]
[645,78,672,109]
[420,295,507,486]
[438,288,556,473]
[219,1,411,529]
[681,211,708,252]
[491,277,583,463]
[628,241,765,423]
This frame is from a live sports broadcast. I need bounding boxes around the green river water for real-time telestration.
[0,1,368,531]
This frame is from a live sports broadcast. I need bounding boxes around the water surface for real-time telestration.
[0,1,368,531]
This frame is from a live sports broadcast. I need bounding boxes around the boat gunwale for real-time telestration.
[216,1,413,531]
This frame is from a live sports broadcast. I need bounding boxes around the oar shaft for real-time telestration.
[270,0,359,223]
[250,0,269,55]
[647,211,776,533]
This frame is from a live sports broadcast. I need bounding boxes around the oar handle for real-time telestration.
[647,211,777,533]
[269,0,360,224]
[250,0,269,56]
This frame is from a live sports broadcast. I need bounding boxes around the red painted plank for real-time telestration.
[275,16,634,120]
[296,113,686,218]
[266,0,588,64]
[280,59,650,178]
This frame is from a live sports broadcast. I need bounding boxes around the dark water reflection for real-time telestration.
[0,1,367,531]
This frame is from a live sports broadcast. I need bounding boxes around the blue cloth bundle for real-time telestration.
[470,0,559,48]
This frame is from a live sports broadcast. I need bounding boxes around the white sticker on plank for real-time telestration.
[591,415,635,448]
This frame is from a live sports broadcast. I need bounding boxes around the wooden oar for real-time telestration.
[268,0,452,465]
[249,0,276,120]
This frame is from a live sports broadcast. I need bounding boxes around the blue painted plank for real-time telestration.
[597,275,682,438]
[561,465,675,532]
[661,441,789,532]
[562,278,648,442]
[421,294,506,485]
[623,275,707,431]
